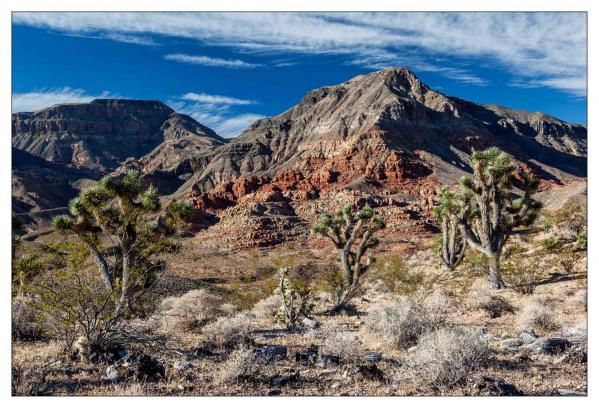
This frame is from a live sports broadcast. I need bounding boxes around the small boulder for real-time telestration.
[469,376,522,396]
[302,317,320,329]
[295,345,319,366]
[538,337,572,355]
[256,345,288,363]
[518,330,539,345]
[552,388,586,396]
[362,352,383,363]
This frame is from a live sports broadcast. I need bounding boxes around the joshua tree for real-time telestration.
[457,147,542,289]
[52,170,190,308]
[433,187,466,271]
[312,204,385,309]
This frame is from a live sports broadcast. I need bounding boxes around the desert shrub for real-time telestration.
[407,327,489,389]
[203,311,253,349]
[11,363,51,396]
[365,291,449,348]
[321,330,360,360]
[502,254,544,294]
[541,236,561,252]
[518,298,560,332]
[481,296,515,318]
[459,250,489,277]
[12,295,44,340]
[577,232,587,249]
[251,294,282,320]
[153,289,226,331]
[12,255,44,295]
[548,203,587,241]
[373,255,425,295]
[567,289,587,311]
[558,248,580,275]
[217,346,259,384]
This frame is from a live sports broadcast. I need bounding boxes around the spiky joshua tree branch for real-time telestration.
[433,187,466,271]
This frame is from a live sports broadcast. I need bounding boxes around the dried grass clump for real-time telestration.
[466,280,515,318]
[518,298,560,332]
[217,346,259,384]
[12,295,44,340]
[322,330,360,359]
[152,289,230,332]
[407,327,489,389]
[203,311,253,349]
[365,291,449,348]
[567,289,587,311]
[107,383,147,396]
[251,294,282,320]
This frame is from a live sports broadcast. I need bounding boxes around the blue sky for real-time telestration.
[12,12,587,137]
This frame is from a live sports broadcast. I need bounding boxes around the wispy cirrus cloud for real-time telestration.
[12,12,587,95]
[170,91,264,138]
[12,87,114,112]
[164,53,262,68]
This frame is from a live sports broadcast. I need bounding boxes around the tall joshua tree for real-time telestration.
[457,147,541,289]
[433,187,466,271]
[53,170,191,307]
[312,204,385,309]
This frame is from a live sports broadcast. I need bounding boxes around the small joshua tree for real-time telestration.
[312,204,385,309]
[457,147,542,289]
[275,267,313,329]
[433,187,466,271]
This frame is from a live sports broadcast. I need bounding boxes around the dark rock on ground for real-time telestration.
[538,337,572,355]
[469,376,523,396]
[295,345,319,366]
[362,352,383,363]
[255,345,288,363]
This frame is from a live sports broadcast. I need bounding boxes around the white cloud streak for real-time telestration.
[12,87,113,112]
[12,12,587,95]
[182,92,256,106]
[164,53,261,68]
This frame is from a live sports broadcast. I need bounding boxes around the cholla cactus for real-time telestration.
[312,204,386,309]
[275,267,312,329]
[457,147,542,289]
[433,187,466,271]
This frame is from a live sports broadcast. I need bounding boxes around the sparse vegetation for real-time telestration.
[406,327,489,389]
[217,346,259,384]
[275,267,314,329]
[203,312,253,350]
[518,298,560,332]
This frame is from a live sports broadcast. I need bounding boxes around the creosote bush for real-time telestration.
[502,254,545,294]
[518,298,560,333]
[407,327,489,389]
[217,346,259,384]
[372,255,425,295]
[203,311,253,349]
[152,289,228,331]
[365,291,449,348]
[322,330,360,360]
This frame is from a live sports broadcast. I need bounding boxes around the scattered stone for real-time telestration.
[173,360,193,370]
[302,317,320,329]
[256,345,288,362]
[271,371,299,387]
[330,382,341,389]
[552,388,586,396]
[295,345,319,366]
[317,354,340,368]
[469,376,522,396]
[105,365,119,383]
[362,352,383,363]
[501,338,523,349]
[518,330,539,345]
[538,337,572,355]
[120,353,166,382]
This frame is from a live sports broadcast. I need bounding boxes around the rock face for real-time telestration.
[171,67,586,203]
[13,99,224,173]
[12,99,224,213]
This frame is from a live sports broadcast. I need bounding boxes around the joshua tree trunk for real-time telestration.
[89,245,113,292]
[489,252,504,289]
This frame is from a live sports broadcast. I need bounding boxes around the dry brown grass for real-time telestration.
[517,298,560,332]
[203,312,254,349]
